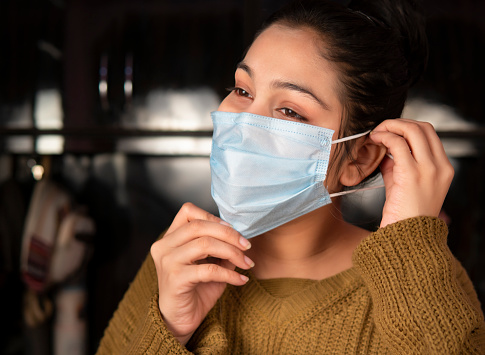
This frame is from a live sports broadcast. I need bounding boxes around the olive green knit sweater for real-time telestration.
[96,217,485,354]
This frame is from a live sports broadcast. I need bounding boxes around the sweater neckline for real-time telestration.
[257,277,319,298]
[235,267,362,324]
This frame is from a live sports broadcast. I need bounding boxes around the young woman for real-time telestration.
[96,0,485,353]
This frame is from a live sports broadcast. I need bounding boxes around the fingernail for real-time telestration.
[240,274,249,283]
[244,255,255,268]
[239,236,251,250]
[219,220,232,227]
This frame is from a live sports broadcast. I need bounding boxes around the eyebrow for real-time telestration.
[236,61,331,111]
[236,62,253,80]
[272,81,331,111]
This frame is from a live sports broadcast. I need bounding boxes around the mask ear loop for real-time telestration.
[331,129,371,145]
[329,184,384,198]
[329,129,386,198]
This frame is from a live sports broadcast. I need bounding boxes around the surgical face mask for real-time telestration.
[210,111,377,239]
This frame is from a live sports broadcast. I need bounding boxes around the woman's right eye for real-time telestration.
[226,87,253,98]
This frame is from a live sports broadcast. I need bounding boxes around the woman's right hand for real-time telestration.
[150,202,254,346]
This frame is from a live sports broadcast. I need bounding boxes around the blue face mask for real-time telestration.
[210,111,373,239]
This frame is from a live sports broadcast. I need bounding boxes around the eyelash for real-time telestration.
[226,86,307,122]
[226,86,252,98]
[277,108,306,122]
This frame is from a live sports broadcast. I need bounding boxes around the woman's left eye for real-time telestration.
[278,108,306,121]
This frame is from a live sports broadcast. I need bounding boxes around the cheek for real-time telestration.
[323,145,345,190]
[217,95,235,112]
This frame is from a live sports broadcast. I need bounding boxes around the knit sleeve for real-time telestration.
[95,252,192,355]
[352,216,485,354]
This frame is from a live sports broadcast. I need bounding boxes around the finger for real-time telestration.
[401,120,454,185]
[400,119,449,163]
[197,257,236,271]
[379,154,395,188]
[369,130,416,167]
[167,202,226,234]
[371,120,434,165]
[199,258,237,271]
[171,236,255,270]
[192,263,249,286]
[163,219,250,251]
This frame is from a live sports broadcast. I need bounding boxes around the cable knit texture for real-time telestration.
[96,217,485,354]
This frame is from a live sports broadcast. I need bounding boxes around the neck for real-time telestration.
[246,202,369,280]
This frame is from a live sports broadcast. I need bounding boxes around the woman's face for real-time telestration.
[218,24,343,134]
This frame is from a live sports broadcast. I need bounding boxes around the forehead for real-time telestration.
[242,24,341,108]
[252,24,324,54]
[245,24,333,71]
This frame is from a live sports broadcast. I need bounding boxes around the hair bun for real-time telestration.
[349,0,428,87]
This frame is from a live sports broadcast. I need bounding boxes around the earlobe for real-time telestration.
[339,139,387,187]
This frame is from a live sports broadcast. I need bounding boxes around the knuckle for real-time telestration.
[188,219,204,233]
[228,247,241,261]
[388,135,407,150]
[448,165,455,178]
[220,224,235,241]
[444,164,455,181]
[407,122,421,135]
[205,263,220,277]
[422,121,436,132]
[197,236,212,250]
[151,242,172,271]
[204,210,217,222]
[150,241,163,259]
[397,136,408,146]
[209,222,237,244]
[180,202,195,214]
[197,263,218,283]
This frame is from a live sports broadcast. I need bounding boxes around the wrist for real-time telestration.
[159,304,194,346]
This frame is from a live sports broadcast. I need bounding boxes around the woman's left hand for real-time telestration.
[369,119,454,228]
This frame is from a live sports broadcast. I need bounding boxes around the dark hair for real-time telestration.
[259,0,428,185]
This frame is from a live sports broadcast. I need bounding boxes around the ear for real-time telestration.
[339,138,387,187]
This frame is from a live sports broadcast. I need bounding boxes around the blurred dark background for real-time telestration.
[0,0,484,354]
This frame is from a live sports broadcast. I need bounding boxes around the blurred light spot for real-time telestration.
[125,87,218,131]
[403,98,477,131]
[403,98,480,157]
[34,89,64,129]
[99,81,108,95]
[117,137,212,155]
[124,80,133,96]
[36,135,64,154]
[31,164,45,181]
